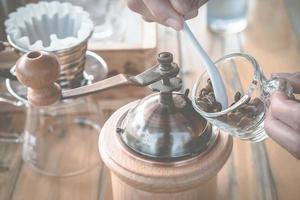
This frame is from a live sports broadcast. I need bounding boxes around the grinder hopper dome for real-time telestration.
[117,53,218,162]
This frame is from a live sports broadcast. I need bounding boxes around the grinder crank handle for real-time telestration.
[15,51,179,106]
[62,60,179,99]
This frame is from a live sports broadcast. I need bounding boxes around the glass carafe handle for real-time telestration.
[262,77,294,106]
[0,92,24,107]
[0,132,23,143]
[0,77,25,143]
[0,91,24,143]
[0,65,24,107]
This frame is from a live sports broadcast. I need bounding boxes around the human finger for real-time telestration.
[272,72,300,93]
[170,0,208,15]
[183,9,199,20]
[126,0,156,22]
[143,0,183,30]
[270,92,300,132]
[142,16,154,22]
[265,109,300,159]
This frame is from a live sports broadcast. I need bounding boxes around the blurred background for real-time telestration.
[0,0,300,200]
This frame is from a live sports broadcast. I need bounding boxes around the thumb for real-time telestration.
[272,72,300,93]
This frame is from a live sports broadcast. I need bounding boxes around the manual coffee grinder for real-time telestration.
[15,51,232,200]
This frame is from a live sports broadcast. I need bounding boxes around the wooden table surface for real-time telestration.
[1,0,300,199]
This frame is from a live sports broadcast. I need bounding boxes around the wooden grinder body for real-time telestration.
[100,102,233,200]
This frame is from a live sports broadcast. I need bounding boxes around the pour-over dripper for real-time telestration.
[5,1,93,52]
[4,1,94,86]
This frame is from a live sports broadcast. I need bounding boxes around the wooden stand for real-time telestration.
[100,102,233,200]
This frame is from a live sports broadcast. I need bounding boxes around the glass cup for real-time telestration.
[192,53,293,142]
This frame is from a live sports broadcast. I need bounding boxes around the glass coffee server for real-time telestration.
[0,1,108,176]
[0,53,107,176]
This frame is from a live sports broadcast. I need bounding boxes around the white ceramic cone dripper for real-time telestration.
[5,1,94,52]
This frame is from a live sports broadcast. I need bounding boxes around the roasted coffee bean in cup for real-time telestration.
[196,79,265,130]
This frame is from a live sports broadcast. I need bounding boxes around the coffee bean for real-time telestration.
[242,105,257,117]
[252,80,258,85]
[227,113,238,125]
[250,97,260,106]
[234,91,241,102]
[214,102,222,112]
[236,104,248,112]
[248,98,264,114]
[227,112,235,119]
[236,112,244,119]
[197,100,209,112]
[227,112,243,122]
[200,88,208,97]
[230,102,236,107]
[237,116,251,128]
[208,91,215,98]
[207,78,212,85]
[230,111,241,121]
[205,84,213,92]
[203,95,215,105]
[256,101,264,114]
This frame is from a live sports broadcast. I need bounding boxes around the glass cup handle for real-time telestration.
[0,132,23,143]
[262,77,294,106]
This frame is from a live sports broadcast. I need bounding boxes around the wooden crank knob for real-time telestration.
[16,51,61,106]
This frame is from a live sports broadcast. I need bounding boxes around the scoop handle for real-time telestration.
[183,22,228,109]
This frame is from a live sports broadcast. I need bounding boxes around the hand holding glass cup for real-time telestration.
[192,53,293,142]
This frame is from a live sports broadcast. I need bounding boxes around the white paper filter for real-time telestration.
[5,1,94,51]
